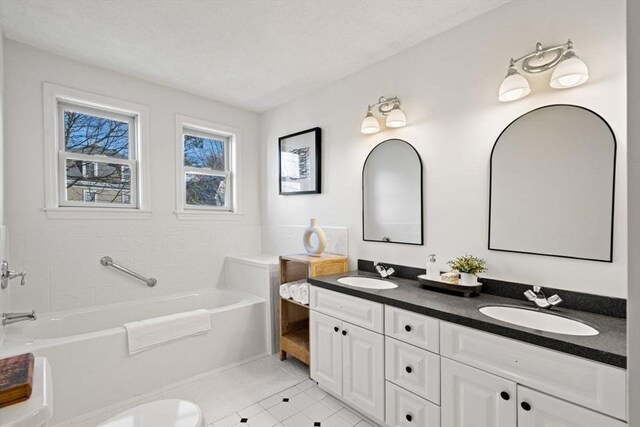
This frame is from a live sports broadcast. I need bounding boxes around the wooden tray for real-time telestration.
[0,353,34,408]
[417,274,482,297]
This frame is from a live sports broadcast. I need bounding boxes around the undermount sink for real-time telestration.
[479,305,599,336]
[337,276,398,290]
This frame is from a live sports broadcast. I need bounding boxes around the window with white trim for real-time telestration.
[180,126,233,211]
[59,102,137,208]
[43,83,150,219]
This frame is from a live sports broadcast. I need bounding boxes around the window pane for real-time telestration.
[184,134,225,170]
[66,159,132,205]
[185,173,226,207]
[63,110,129,159]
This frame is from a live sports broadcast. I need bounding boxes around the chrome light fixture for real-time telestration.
[361,96,406,134]
[498,39,589,102]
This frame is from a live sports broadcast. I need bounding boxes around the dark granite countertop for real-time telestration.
[308,270,627,369]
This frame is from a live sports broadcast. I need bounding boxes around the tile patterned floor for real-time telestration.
[55,355,378,427]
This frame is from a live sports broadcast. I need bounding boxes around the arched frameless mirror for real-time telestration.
[489,104,616,262]
[363,139,423,245]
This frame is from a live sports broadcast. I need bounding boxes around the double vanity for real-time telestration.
[307,262,626,427]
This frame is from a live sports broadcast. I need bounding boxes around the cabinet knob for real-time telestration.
[500,391,510,401]
[334,326,339,332]
[405,414,413,422]
[342,330,347,336]
[405,366,413,374]
[521,402,531,411]
[405,325,412,332]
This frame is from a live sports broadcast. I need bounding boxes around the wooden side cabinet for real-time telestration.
[279,254,348,366]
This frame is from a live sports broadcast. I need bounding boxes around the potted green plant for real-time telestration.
[447,254,487,285]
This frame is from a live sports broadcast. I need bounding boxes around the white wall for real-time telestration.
[2,40,262,313]
[626,0,639,423]
[260,0,628,297]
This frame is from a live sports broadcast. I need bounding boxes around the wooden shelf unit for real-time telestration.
[279,254,348,365]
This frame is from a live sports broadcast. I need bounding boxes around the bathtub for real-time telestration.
[0,289,268,425]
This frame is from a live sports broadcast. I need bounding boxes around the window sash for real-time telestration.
[182,129,229,173]
[59,152,138,209]
[184,170,231,210]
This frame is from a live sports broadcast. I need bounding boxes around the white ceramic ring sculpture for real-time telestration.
[303,218,327,257]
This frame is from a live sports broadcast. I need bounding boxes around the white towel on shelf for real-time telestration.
[124,309,211,355]
[279,283,291,299]
[290,283,303,303]
[299,282,310,305]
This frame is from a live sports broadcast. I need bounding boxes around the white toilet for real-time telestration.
[98,399,206,427]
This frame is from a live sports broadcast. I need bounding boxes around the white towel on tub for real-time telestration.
[299,283,309,305]
[124,309,211,355]
[290,284,302,303]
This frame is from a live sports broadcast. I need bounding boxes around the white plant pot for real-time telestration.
[303,218,327,257]
[459,272,478,285]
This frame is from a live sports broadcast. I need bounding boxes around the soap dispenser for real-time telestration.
[426,254,439,280]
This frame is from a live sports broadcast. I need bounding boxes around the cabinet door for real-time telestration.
[342,321,385,423]
[517,386,626,427]
[310,310,342,396]
[386,381,441,427]
[441,358,517,427]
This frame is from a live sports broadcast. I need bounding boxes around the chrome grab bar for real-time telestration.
[100,256,157,287]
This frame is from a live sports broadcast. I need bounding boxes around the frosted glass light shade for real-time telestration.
[550,56,589,89]
[498,72,531,102]
[361,111,380,134]
[385,106,406,128]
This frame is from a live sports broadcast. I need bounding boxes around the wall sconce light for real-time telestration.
[361,96,406,134]
[498,39,589,102]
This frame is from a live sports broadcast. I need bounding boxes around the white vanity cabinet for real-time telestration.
[310,289,385,423]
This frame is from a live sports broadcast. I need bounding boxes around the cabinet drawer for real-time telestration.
[385,305,439,353]
[386,381,441,427]
[517,386,626,427]
[310,287,383,333]
[385,337,440,404]
[440,322,627,421]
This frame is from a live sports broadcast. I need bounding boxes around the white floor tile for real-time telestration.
[213,413,241,427]
[260,394,284,409]
[302,401,336,422]
[279,385,303,398]
[319,395,344,412]
[355,420,375,427]
[247,410,280,427]
[282,412,315,427]
[305,386,327,401]
[267,401,300,422]
[289,392,316,411]
[336,408,361,426]
[295,379,316,392]
[322,413,353,427]
[238,403,265,418]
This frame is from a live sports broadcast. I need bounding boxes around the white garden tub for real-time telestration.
[0,289,267,425]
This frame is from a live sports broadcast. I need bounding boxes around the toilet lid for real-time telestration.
[98,399,205,427]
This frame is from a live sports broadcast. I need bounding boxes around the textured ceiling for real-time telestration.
[0,0,509,111]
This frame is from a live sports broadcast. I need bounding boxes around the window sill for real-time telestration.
[44,207,152,220]
[174,210,244,221]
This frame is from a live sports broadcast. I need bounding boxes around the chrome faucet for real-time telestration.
[2,310,36,326]
[524,286,562,309]
[374,261,395,279]
[1,260,27,290]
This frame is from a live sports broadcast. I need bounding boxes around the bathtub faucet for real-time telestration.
[1,260,27,289]
[2,310,36,326]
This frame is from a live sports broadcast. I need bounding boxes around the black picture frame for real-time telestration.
[278,127,322,195]
[488,104,616,262]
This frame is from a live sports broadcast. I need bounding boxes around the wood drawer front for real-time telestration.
[385,305,439,353]
[385,337,440,404]
[311,261,347,277]
[440,322,627,420]
[386,381,441,427]
[310,287,383,333]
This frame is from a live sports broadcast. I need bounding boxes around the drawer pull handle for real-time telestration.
[334,327,339,332]
[405,325,412,332]
[500,391,510,401]
[342,330,347,336]
[405,414,413,422]
[521,402,531,411]
[405,366,413,374]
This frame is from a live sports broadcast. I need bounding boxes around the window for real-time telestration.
[44,83,150,219]
[176,115,240,218]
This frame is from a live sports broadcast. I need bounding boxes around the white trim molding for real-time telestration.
[175,114,243,220]
[43,82,151,219]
